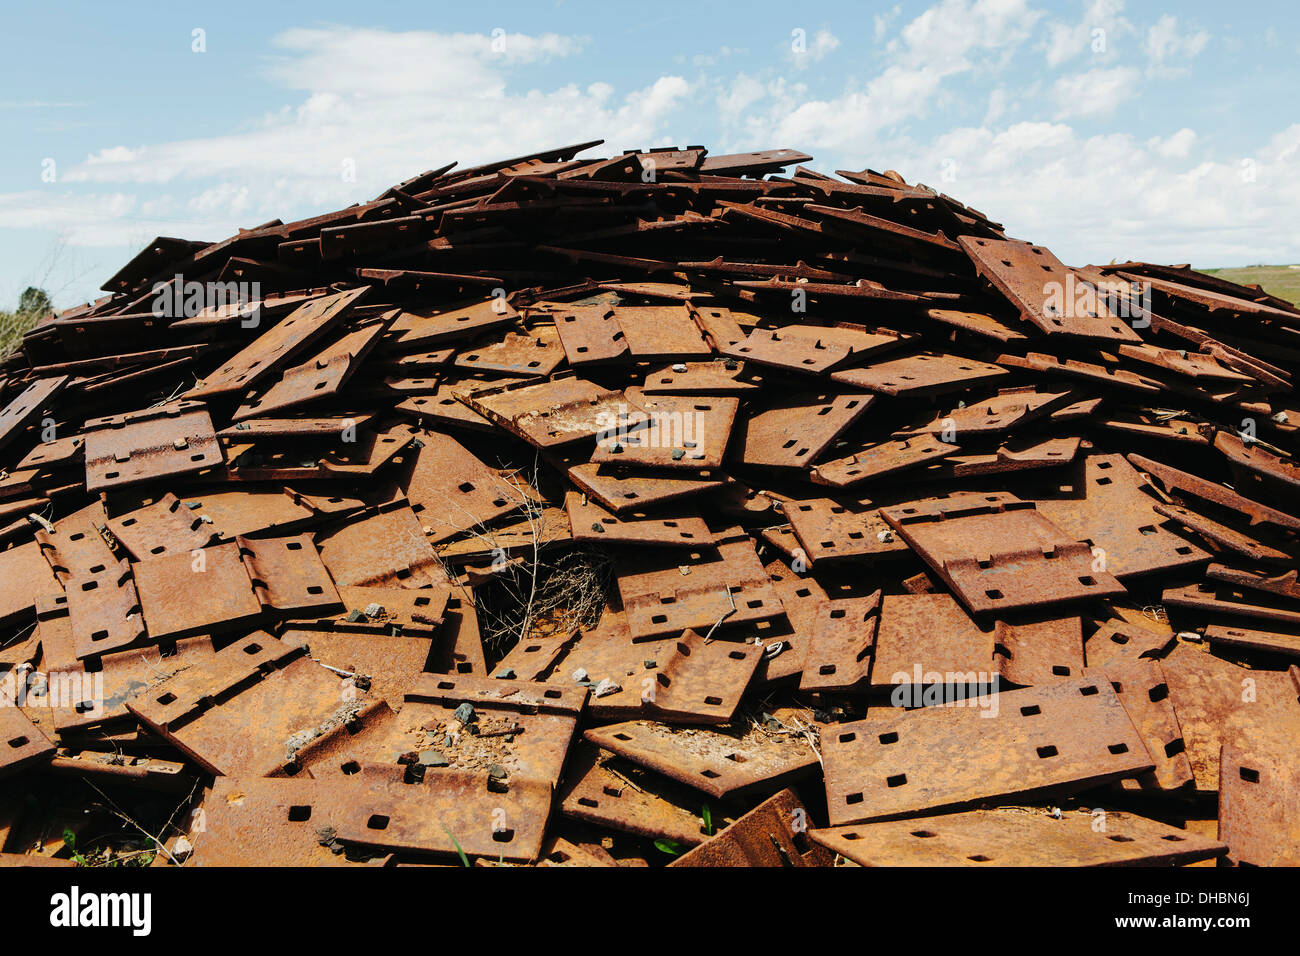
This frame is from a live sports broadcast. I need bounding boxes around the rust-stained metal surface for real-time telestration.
[783,497,909,563]
[734,392,873,469]
[129,641,376,778]
[565,491,714,549]
[585,710,820,800]
[133,542,263,640]
[615,530,783,639]
[960,237,1141,343]
[0,698,55,779]
[1031,453,1209,578]
[822,678,1152,825]
[830,352,1008,397]
[1087,659,1194,793]
[812,808,1225,866]
[670,788,830,867]
[1217,743,1300,866]
[870,593,991,691]
[82,400,223,492]
[800,594,881,693]
[558,745,720,848]
[0,377,69,453]
[187,287,369,399]
[881,493,1127,614]
[1158,641,1300,792]
[593,392,738,470]
[3,139,1300,867]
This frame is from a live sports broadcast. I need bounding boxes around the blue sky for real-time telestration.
[1,0,1297,311]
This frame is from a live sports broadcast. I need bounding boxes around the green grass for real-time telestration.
[1198,264,1300,306]
[0,310,39,360]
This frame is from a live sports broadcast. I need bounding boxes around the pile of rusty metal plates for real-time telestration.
[1,140,1297,868]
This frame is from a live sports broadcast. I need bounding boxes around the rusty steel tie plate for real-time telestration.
[559,744,725,848]
[0,539,63,627]
[585,708,820,801]
[83,400,224,493]
[640,630,763,724]
[1161,581,1300,627]
[638,361,763,396]
[128,640,376,777]
[188,286,369,399]
[812,807,1225,866]
[1086,659,1194,793]
[670,788,831,867]
[1084,619,1177,670]
[1031,453,1209,578]
[277,635,428,716]
[1159,641,1300,792]
[543,611,679,720]
[321,764,555,863]
[959,236,1142,343]
[461,377,649,449]
[399,429,524,543]
[395,387,495,432]
[799,594,882,693]
[881,492,1127,615]
[104,491,221,560]
[0,376,69,453]
[184,776,385,867]
[607,304,711,361]
[550,305,630,366]
[133,541,263,640]
[296,673,587,788]
[811,436,954,487]
[0,696,55,779]
[929,435,1080,480]
[565,491,715,549]
[66,557,147,659]
[721,327,853,375]
[870,593,993,692]
[314,501,451,589]
[565,460,725,514]
[17,432,84,471]
[830,352,1008,398]
[1129,452,1300,535]
[993,614,1085,686]
[1151,501,1292,565]
[390,296,520,348]
[593,392,738,470]
[232,319,389,421]
[1218,743,1300,866]
[734,392,874,469]
[821,677,1153,825]
[783,497,910,564]
[238,533,342,615]
[1203,623,1300,660]
[615,530,784,639]
[174,486,316,537]
[44,632,228,736]
[898,386,1076,439]
[453,329,566,378]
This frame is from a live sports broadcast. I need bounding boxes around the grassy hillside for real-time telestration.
[1199,264,1300,306]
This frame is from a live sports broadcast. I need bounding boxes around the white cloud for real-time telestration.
[1042,0,1131,67]
[984,87,1010,124]
[736,0,1042,152]
[1149,127,1197,158]
[1052,66,1141,118]
[45,26,690,241]
[1145,14,1209,64]
[887,122,1300,268]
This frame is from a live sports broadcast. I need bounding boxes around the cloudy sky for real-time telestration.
[1,0,1297,310]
